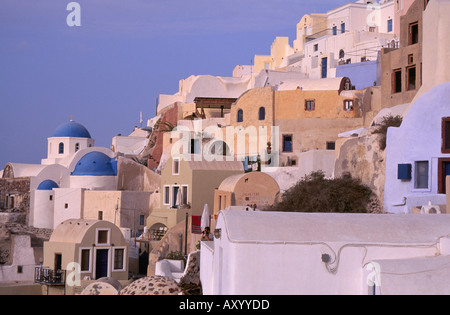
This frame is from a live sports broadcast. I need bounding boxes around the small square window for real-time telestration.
[408,54,414,64]
[305,100,315,111]
[327,142,336,150]
[173,158,180,175]
[415,161,429,189]
[344,100,354,111]
[313,44,318,52]
[97,230,109,244]
[64,203,69,209]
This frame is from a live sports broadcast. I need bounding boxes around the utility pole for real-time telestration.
[185,212,188,256]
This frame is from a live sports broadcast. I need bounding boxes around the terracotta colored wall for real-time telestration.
[148,104,179,170]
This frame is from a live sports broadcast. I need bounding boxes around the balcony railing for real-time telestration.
[34,267,66,286]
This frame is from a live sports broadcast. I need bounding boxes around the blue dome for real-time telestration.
[37,180,59,191]
[53,120,92,139]
[72,152,117,176]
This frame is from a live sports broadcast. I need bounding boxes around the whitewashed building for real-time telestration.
[2,120,155,232]
[201,210,450,295]
[384,82,450,213]
[383,0,450,213]
[296,0,396,81]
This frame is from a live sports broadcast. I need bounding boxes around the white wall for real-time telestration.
[30,190,55,229]
[202,211,450,295]
[70,176,117,191]
[384,82,450,213]
[0,235,39,282]
[53,188,84,228]
[112,135,149,156]
[28,164,70,228]
[157,75,252,114]
[204,211,449,295]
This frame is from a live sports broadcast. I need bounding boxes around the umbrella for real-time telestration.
[201,204,210,231]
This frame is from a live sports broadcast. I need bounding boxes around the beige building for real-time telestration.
[42,219,129,292]
[82,190,153,238]
[293,14,328,53]
[148,156,244,239]
[228,77,365,167]
[213,172,281,218]
[254,37,295,73]
[380,0,426,108]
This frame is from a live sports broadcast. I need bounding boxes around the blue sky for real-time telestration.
[0,0,348,169]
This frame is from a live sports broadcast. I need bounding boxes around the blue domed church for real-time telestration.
[2,120,121,229]
[1,118,158,280]
[42,120,95,166]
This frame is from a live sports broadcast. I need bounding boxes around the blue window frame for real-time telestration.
[332,26,337,36]
[237,109,243,123]
[283,135,293,152]
[259,107,266,121]
[387,19,393,32]
[341,23,345,34]
[321,57,328,78]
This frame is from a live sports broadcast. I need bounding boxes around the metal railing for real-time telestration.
[34,267,66,286]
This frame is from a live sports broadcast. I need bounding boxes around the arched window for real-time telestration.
[339,49,345,59]
[259,107,266,121]
[75,143,80,152]
[237,109,243,123]
[59,142,64,154]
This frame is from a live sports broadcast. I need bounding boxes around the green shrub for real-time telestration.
[266,171,374,213]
